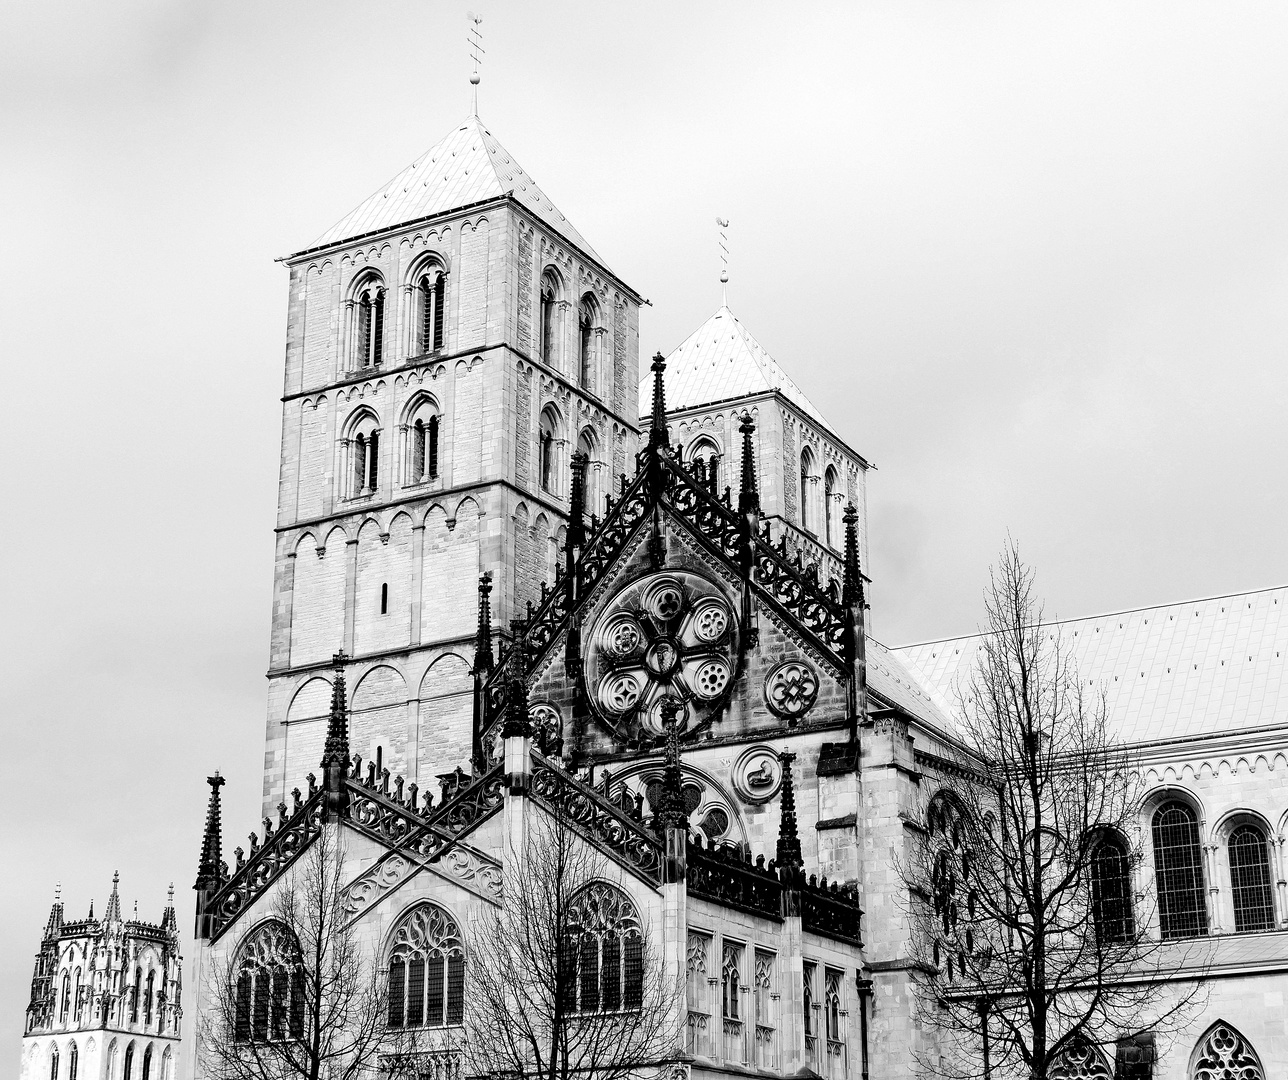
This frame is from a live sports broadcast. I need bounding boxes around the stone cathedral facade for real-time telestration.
[157,106,1283,1080]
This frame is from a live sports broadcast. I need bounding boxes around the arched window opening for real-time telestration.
[1049,1037,1112,1079]
[578,294,598,392]
[1151,802,1208,939]
[823,467,839,548]
[233,922,305,1045]
[49,1046,59,1080]
[561,883,643,1015]
[354,282,386,369]
[386,904,465,1029]
[577,429,599,513]
[417,270,446,355]
[60,972,71,1024]
[72,969,81,1023]
[130,968,142,1024]
[374,745,383,777]
[380,583,388,615]
[123,1045,134,1080]
[540,270,560,366]
[144,971,155,1027]
[1191,1021,1265,1080]
[349,421,381,498]
[688,440,721,494]
[1228,824,1275,933]
[1090,834,1135,943]
[67,1042,78,1080]
[926,793,975,981]
[540,408,561,496]
[406,403,440,486]
[141,1046,152,1080]
[800,449,815,532]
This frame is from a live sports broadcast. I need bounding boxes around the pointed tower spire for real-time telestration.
[648,353,669,451]
[162,883,177,935]
[776,751,803,870]
[738,412,759,515]
[321,651,351,819]
[842,503,867,744]
[105,871,122,923]
[195,772,226,891]
[471,573,494,770]
[44,884,64,938]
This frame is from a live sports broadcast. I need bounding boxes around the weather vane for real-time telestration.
[467,12,485,115]
[716,217,730,305]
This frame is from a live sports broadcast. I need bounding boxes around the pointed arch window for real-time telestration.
[1228,824,1275,932]
[579,294,599,392]
[67,1042,78,1080]
[540,270,560,366]
[688,439,721,493]
[123,1045,134,1080]
[141,1046,152,1080]
[386,904,465,1029]
[60,972,71,1024]
[1152,802,1208,939]
[353,281,386,369]
[926,793,977,980]
[417,269,446,355]
[130,968,142,1024]
[232,922,305,1044]
[1191,1021,1264,1080]
[1089,833,1135,943]
[561,883,643,1014]
[49,1045,59,1080]
[577,428,599,514]
[72,969,81,1023]
[144,971,155,1027]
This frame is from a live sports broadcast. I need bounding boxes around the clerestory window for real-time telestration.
[1090,833,1135,943]
[1229,824,1276,933]
[1152,802,1208,939]
[540,269,560,366]
[578,293,598,392]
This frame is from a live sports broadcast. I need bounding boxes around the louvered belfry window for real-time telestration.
[1090,835,1136,943]
[1229,825,1276,932]
[419,272,445,354]
[386,904,466,1029]
[1152,802,1208,939]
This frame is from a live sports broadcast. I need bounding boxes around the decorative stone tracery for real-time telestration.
[1192,1021,1264,1080]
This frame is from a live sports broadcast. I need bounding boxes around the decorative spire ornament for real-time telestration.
[321,651,351,819]
[776,751,803,870]
[195,772,225,892]
[467,12,484,116]
[648,353,669,451]
[738,412,759,515]
[716,217,730,306]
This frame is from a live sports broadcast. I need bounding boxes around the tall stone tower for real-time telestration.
[22,876,183,1080]
[264,113,642,813]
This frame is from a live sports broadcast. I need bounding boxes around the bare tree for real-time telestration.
[199,826,416,1080]
[463,804,684,1080]
[906,541,1209,1080]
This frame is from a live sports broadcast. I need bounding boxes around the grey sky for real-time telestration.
[3,0,1286,1057]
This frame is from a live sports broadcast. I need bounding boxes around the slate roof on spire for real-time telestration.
[300,115,603,264]
[642,306,837,438]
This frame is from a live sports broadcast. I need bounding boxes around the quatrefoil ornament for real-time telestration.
[763,660,820,720]
[586,572,739,739]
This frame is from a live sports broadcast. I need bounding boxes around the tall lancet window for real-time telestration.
[540,406,561,495]
[1229,824,1276,932]
[418,270,445,354]
[824,466,838,548]
[579,293,598,392]
[1152,801,1208,939]
[800,447,815,532]
[405,399,440,485]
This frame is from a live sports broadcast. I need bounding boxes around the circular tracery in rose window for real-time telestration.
[586,572,739,739]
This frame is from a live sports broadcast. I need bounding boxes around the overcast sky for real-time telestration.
[2,0,1286,1057]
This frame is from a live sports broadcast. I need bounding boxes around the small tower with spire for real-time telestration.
[22,874,183,1080]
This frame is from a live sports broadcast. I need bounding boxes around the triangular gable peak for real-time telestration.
[296,115,603,265]
[481,360,866,757]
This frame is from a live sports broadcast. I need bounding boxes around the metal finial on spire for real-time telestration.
[54,882,61,903]
[716,218,730,306]
[467,12,484,115]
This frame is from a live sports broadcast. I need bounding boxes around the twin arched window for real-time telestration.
[405,398,440,485]
[387,904,465,1029]
[416,269,446,356]
[233,922,305,1044]
[540,407,561,495]
[346,413,381,498]
[688,439,721,493]
[560,883,644,1014]
[353,280,386,370]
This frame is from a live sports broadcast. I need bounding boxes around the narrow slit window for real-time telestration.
[380,583,388,615]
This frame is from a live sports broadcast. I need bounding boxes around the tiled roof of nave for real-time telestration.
[894,585,1288,745]
[300,115,602,262]
[644,305,838,438]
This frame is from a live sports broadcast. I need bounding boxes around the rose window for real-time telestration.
[586,572,738,738]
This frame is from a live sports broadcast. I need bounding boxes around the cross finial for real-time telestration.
[467,12,484,116]
[716,217,730,306]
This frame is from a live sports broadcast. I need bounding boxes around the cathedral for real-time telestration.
[23,99,1286,1080]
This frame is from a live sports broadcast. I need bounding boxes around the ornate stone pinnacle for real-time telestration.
[776,750,803,870]
[649,353,669,450]
[738,412,759,514]
[321,651,350,769]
